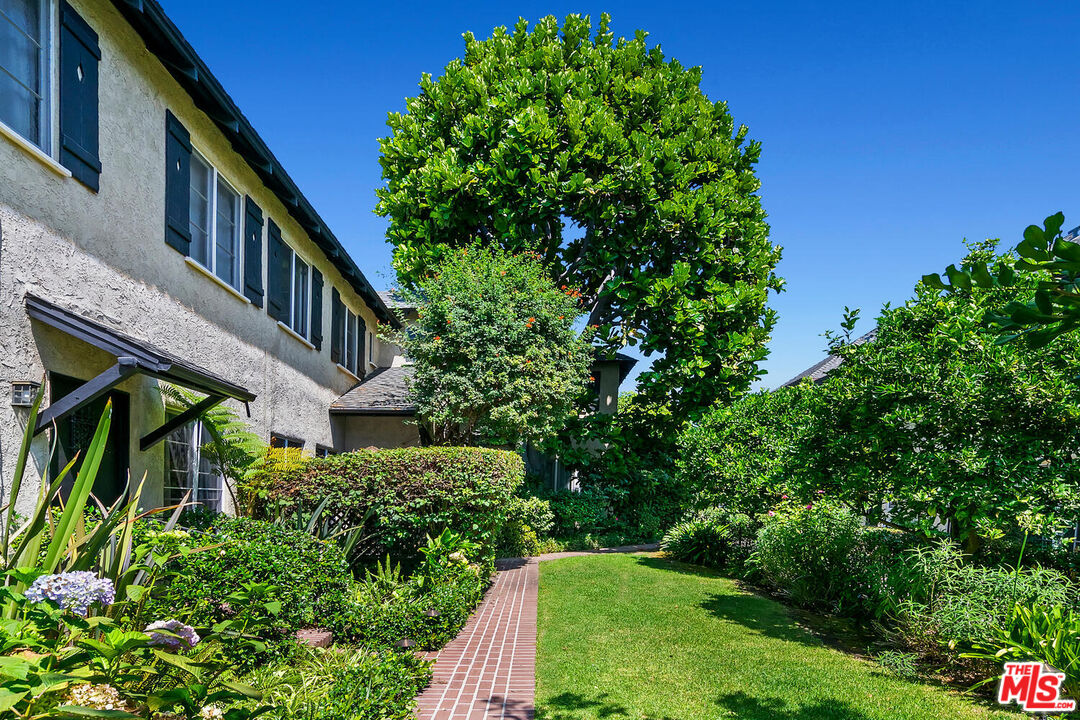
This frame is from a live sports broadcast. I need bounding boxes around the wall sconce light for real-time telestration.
[11,381,41,407]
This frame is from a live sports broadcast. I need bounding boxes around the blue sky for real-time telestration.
[161,0,1080,390]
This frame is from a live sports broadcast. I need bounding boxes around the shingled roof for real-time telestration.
[780,328,877,388]
[377,291,417,311]
[331,366,415,416]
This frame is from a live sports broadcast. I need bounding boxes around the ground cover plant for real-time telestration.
[536,553,1010,720]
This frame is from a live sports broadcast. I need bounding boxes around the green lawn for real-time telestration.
[536,553,1013,720]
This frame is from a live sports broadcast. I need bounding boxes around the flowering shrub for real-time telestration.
[146,619,201,651]
[0,570,269,718]
[386,246,593,446]
[268,447,523,559]
[24,570,115,615]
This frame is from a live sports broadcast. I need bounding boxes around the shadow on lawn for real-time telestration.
[714,691,877,720]
[539,691,640,720]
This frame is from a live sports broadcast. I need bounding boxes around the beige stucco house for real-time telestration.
[0,0,416,515]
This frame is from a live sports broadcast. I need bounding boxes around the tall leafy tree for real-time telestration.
[797,243,1080,553]
[376,14,783,421]
[924,212,1080,346]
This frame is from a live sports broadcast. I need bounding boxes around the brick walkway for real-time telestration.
[414,545,658,720]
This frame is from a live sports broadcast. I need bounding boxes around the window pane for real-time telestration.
[344,310,354,372]
[0,0,40,37]
[0,0,43,147]
[293,256,308,337]
[0,70,38,143]
[189,155,212,266]
[215,177,240,288]
[0,12,39,88]
[164,420,222,512]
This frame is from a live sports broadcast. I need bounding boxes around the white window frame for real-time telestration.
[164,416,224,512]
[188,147,243,292]
[341,307,360,375]
[287,249,310,338]
[0,0,57,155]
[368,329,375,367]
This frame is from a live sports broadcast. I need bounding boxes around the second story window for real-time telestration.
[291,254,309,337]
[0,0,52,151]
[343,308,358,374]
[189,150,242,290]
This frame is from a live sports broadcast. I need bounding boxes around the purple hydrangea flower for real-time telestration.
[145,619,200,651]
[24,572,115,615]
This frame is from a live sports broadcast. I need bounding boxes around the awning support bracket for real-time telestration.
[34,357,140,436]
[139,394,225,452]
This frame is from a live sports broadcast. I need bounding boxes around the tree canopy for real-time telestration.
[390,246,592,447]
[924,212,1080,346]
[799,243,1080,551]
[376,13,782,421]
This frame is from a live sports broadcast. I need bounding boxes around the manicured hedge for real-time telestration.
[269,447,524,558]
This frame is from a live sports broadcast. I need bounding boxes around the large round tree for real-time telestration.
[376,14,783,421]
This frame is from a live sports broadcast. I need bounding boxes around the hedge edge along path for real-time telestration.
[414,546,658,720]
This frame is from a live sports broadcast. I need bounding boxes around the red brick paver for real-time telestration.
[414,545,658,720]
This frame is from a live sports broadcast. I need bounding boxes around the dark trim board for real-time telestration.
[329,408,417,417]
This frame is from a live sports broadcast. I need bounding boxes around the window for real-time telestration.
[342,308,360,375]
[0,0,51,150]
[315,444,333,459]
[291,254,309,337]
[269,433,303,450]
[164,418,223,512]
[188,149,242,290]
[368,330,375,365]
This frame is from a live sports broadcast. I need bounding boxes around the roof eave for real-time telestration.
[109,0,397,328]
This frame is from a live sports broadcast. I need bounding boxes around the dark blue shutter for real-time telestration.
[310,268,324,350]
[357,322,366,376]
[59,2,101,191]
[243,197,264,306]
[164,111,191,254]
[266,219,290,322]
[330,288,344,365]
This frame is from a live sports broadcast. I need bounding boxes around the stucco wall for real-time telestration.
[0,0,395,512]
[335,415,421,450]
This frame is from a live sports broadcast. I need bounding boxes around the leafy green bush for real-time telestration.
[899,546,1076,648]
[544,488,612,537]
[751,501,864,611]
[966,603,1080,699]
[386,246,593,446]
[268,447,524,559]
[661,507,756,570]
[496,496,554,557]
[151,517,351,664]
[331,532,492,650]
[677,387,811,516]
[246,646,432,720]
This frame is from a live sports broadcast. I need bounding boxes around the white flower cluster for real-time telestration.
[67,683,133,711]
[145,619,201,651]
